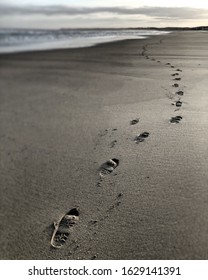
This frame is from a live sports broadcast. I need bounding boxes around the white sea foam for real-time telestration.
[0,29,169,53]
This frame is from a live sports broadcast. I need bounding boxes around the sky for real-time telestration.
[0,0,208,29]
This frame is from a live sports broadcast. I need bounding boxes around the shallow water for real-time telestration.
[0,28,169,53]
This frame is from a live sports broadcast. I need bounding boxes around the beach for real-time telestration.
[0,31,208,259]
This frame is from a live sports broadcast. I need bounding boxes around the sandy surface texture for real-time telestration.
[0,31,208,259]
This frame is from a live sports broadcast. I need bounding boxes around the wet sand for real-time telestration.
[0,31,208,259]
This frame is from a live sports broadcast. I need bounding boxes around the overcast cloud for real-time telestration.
[1,5,208,19]
[0,4,208,28]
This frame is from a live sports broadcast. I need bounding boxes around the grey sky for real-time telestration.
[0,2,208,29]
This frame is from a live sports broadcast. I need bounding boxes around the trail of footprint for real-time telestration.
[99,158,119,177]
[172,73,179,76]
[134,132,150,143]
[170,116,183,123]
[51,208,79,249]
[172,83,179,87]
[50,39,187,255]
[130,118,139,125]
[176,90,184,96]
[176,101,182,107]
[143,40,185,128]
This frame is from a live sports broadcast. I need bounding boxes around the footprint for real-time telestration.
[172,83,179,87]
[176,90,184,96]
[176,101,182,107]
[134,132,150,143]
[99,158,119,177]
[117,192,123,199]
[51,208,79,249]
[174,78,181,81]
[172,73,179,76]
[170,116,183,123]
[176,69,182,72]
[130,118,139,125]
[166,63,171,65]
[171,66,175,68]
[110,140,117,148]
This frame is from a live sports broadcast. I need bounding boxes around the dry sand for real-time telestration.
[0,31,208,259]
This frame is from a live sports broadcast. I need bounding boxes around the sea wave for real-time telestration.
[0,28,169,53]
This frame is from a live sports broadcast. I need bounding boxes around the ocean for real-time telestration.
[0,28,169,53]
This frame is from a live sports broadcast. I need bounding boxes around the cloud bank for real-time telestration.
[0,5,208,19]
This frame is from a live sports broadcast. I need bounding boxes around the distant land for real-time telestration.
[56,26,208,31]
[137,26,208,31]
[60,26,208,31]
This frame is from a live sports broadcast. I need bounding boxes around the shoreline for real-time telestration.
[0,31,208,260]
[0,28,170,55]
